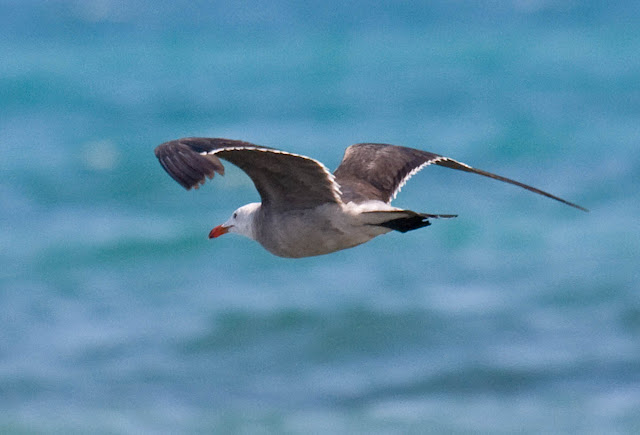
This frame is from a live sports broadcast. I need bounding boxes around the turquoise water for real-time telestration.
[2,1,639,433]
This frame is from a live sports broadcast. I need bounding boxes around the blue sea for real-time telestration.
[2,1,639,433]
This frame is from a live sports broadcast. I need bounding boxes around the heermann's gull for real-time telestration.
[154,138,587,258]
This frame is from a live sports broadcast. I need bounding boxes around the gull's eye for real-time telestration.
[233,212,238,219]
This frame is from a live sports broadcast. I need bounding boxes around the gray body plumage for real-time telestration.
[253,203,383,258]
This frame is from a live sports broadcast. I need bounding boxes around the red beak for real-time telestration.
[209,225,230,239]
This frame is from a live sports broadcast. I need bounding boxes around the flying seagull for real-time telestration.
[154,137,587,258]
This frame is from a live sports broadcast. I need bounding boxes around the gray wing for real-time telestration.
[334,143,588,211]
[155,137,341,210]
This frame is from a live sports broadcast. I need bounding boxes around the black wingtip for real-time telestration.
[154,139,225,190]
[433,158,589,213]
[545,195,589,212]
[572,203,590,213]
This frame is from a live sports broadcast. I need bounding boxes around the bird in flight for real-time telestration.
[155,138,587,258]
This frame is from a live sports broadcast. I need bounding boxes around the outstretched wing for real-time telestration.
[155,137,342,211]
[334,143,587,211]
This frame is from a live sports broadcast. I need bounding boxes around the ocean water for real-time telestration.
[2,1,639,433]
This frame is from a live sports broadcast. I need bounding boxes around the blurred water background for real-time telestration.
[2,1,639,433]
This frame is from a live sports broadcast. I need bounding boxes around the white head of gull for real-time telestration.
[209,202,260,240]
[155,138,587,258]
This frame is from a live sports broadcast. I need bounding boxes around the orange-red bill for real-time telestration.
[209,225,229,239]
